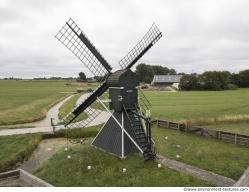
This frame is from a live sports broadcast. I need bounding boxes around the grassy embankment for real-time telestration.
[0,124,101,173]
[153,127,249,180]
[0,80,96,126]
[0,134,42,172]
[34,143,211,187]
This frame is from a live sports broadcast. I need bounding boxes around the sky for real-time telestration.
[0,0,249,78]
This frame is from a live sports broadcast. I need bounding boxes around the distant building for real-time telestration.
[151,75,182,89]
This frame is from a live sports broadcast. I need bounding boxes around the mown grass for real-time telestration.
[0,80,78,125]
[0,134,42,172]
[58,93,88,121]
[205,122,249,136]
[145,89,249,125]
[33,144,211,187]
[153,127,249,180]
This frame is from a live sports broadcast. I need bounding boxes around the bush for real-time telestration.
[227,83,238,90]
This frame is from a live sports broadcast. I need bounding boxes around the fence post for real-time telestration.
[218,131,221,140]
[178,123,180,131]
[156,118,159,128]
[51,118,55,133]
[235,133,237,144]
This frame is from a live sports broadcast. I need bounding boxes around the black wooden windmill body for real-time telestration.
[55,18,162,160]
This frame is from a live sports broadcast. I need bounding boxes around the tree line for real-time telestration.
[179,70,249,91]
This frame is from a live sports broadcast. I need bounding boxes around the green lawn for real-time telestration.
[205,122,249,136]
[145,89,249,125]
[153,127,249,180]
[0,134,42,172]
[34,144,211,187]
[0,80,94,125]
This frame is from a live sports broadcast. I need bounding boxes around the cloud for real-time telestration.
[0,0,249,78]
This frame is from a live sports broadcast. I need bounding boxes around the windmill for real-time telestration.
[55,18,162,161]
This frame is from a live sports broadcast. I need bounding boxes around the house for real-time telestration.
[151,75,182,89]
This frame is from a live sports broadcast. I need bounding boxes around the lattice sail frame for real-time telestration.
[55,18,112,77]
[119,22,162,69]
[63,91,110,129]
[138,89,151,115]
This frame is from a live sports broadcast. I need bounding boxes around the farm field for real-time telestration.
[33,143,211,187]
[145,89,249,126]
[153,127,249,180]
[205,122,249,136]
[0,80,95,125]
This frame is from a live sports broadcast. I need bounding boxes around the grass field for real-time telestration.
[0,134,42,172]
[0,80,95,125]
[205,122,249,135]
[145,89,249,125]
[153,127,249,180]
[33,144,211,187]
[58,93,88,121]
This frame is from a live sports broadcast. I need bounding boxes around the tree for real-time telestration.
[135,63,177,83]
[78,72,87,81]
[230,73,240,86]
[179,74,201,90]
[135,64,153,83]
[238,70,249,88]
[201,71,231,90]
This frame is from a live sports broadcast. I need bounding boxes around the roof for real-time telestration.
[152,75,182,84]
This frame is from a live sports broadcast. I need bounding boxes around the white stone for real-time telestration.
[164,136,168,140]
[122,168,126,173]
[67,155,71,159]
[176,154,180,159]
[157,163,162,168]
[64,147,68,151]
[176,145,181,148]
[87,165,91,170]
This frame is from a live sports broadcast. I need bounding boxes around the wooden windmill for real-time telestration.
[55,18,162,160]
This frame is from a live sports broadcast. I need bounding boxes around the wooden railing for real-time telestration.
[154,119,249,147]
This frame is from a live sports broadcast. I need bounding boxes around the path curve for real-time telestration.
[27,95,74,127]
[68,94,110,128]
[0,94,110,136]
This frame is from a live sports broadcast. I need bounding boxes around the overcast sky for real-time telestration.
[0,0,249,78]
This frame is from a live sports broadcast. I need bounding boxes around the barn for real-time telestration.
[151,75,182,89]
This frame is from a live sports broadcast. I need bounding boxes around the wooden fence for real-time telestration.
[155,119,249,147]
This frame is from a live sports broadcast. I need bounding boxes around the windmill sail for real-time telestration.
[55,18,112,77]
[118,23,162,70]
[138,89,151,114]
[63,82,109,128]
